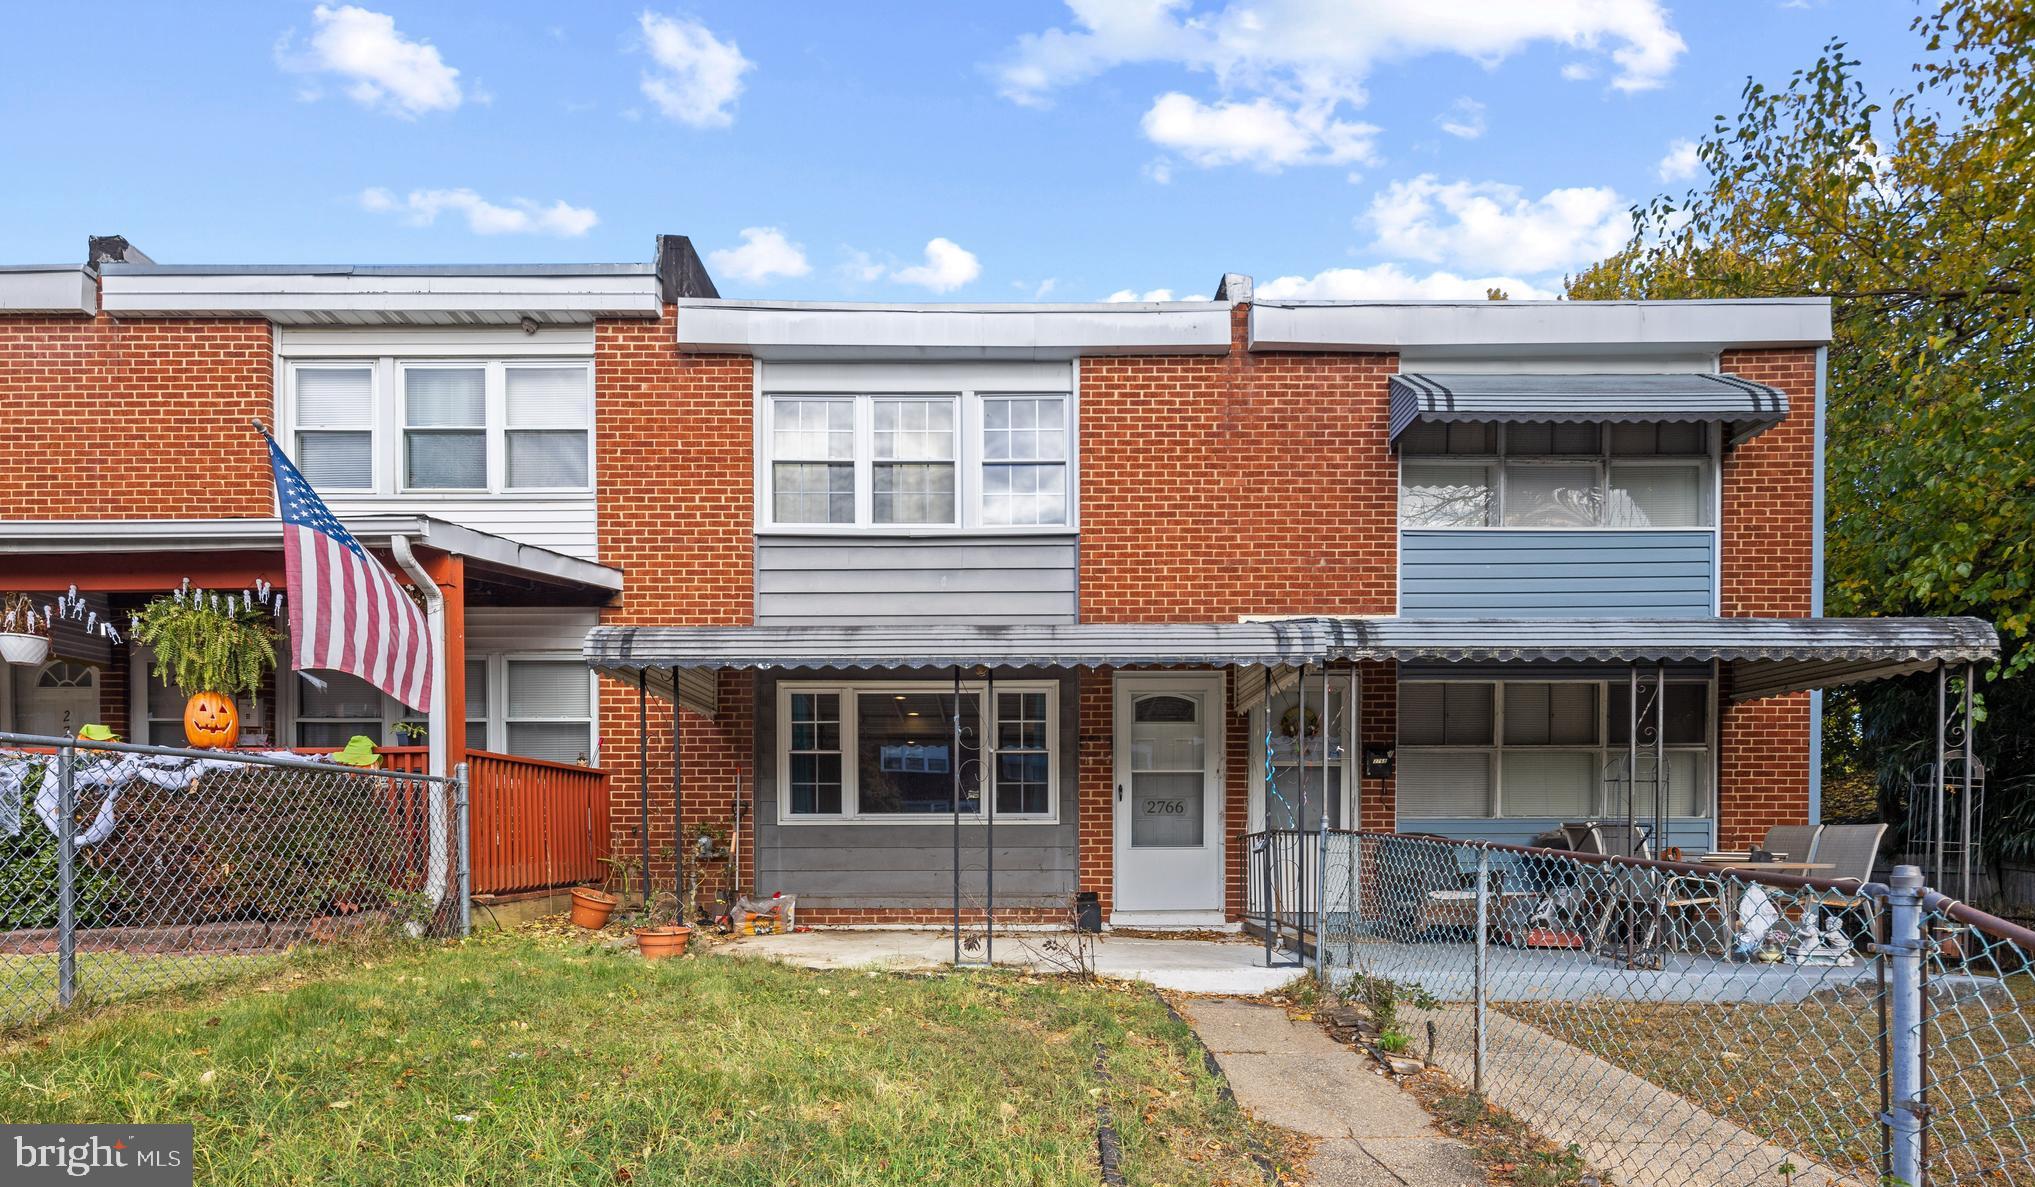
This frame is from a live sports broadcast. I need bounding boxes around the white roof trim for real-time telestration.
[675,298,1233,359]
[1249,298,1833,353]
[99,265,660,325]
[0,266,96,315]
[0,516,622,593]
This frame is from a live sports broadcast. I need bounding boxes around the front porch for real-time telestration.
[0,515,621,897]
[586,615,1998,937]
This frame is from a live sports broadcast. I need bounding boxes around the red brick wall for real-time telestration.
[593,308,756,904]
[1077,307,1398,622]
[0,312,274,518]
[1716,347,1820,844]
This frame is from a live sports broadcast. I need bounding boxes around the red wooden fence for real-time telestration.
[307,745,610,896]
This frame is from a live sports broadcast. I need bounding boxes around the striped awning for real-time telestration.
[1389,372,1791,445]
[585,616,1996,715]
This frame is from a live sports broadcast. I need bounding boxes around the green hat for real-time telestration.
[332,735,380,768]
[76,724,119,743]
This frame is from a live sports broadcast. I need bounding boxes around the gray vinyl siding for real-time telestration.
[1399,530,1715,618]
[755,534,1078,626]
[751,670,1078,910]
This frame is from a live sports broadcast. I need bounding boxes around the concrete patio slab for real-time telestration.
[720,928,1308,994]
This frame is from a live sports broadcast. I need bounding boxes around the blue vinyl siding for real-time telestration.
[1400,530,1715,618]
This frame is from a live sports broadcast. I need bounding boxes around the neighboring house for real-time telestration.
[0,237,1994,928]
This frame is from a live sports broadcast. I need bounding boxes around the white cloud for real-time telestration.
[1143,158,1174,184]
[1560,62,1596,81]
[1657,137,1702,182]
[358,187,598,236]
[1256,263,1557,300]
[638,11,752,128]
[1436,97,1486,140]
[1365,175,1630,276]
[1141,93,1378,169]
[998,1,1685,169]
[840,249,887,284]
[1107,288,1175,302]
[281,5,462,118]
[891,238,982,293]
[707,227,811,284]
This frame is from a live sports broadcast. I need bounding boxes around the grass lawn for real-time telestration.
[1,952,282,1030]
[0,927,1296,1186]
[1504,973,2035,1185]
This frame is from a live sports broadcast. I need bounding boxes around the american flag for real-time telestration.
[265,429,433,711]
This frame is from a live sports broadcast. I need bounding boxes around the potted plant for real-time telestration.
[0,592,51,666]
[130,580,282,749]
[571,852,629,930]
[634,890,692,960]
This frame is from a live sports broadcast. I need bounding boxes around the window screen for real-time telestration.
[1400,463,1494,527]
[295,367,373,489]
[505,660,591,764]
[1398,683,1495,747]
[1503,463,1600,527]
[506,366,590,489]
[1502,683,1599,746]
[404,367,487,489]
[1607,464,1706,528]
[1500,751,1597,816]
[1609,682,1710,745]
[1397,750,1492,817]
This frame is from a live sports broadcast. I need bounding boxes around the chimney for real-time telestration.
[1214,273,1253,303]
[87,235,154,268]
[655,234,719,303]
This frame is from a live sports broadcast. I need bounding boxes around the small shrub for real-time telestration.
[1379,1028,1411,1054]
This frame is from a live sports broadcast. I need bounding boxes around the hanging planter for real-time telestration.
[131,580,282,750]
[0,631,50,666]
[1,588,120,668]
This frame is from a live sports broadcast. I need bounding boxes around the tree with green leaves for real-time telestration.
[1569,0,2034,872]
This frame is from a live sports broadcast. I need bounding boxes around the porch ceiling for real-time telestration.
[585,615,1998,715]
[0,517,622,601]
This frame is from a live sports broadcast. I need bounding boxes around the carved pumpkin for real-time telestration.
[183,691,240,749]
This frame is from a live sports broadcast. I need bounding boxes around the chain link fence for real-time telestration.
[1256,829,2035,1187]
[1,731,468,1031]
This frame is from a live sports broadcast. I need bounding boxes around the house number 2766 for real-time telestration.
[1142,799,1188,815]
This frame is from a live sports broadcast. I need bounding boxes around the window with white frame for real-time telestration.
[1398,422,1712,530]
[294,670,425,748]
[762,389,1073,530]
[1396,679,1711,820]
[504,660,594,764]
[287,358,592,495]
[778,681,1059,821]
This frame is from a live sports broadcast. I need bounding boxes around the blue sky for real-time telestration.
[0,2,1922,301]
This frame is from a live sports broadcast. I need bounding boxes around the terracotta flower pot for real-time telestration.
[569,886,620,930]
[635,925,692,960]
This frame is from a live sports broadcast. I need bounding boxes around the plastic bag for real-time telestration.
[732,892,796,936]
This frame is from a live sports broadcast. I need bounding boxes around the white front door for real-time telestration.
[1113,673,1225,926]
[11,660,100,737]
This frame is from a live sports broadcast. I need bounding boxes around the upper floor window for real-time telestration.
[288,359,592,495]
[762,390,1072,531]
[1398,421,1712,530]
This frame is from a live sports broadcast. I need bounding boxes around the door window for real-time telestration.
[1129,693,1205,848]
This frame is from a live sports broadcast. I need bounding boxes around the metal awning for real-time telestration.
[1337,617,1998,701]
[587,615,1996,715]
[586,621,1338,715]
[1388,372,1791,445]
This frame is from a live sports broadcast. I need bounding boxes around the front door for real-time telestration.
[11,660,100,737]
[1113,673,1224,926]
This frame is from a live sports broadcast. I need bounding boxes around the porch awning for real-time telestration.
[586,615,1997,715]
[585,621,1338,715]
[1388,372,1791,445]
[1336,616,1999,701]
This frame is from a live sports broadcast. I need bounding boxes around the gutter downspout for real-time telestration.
[390,535,450,909]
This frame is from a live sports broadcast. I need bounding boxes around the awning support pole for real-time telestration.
[952,665,962,966]
[1961,661,1976,900]
[1655,662,1667,852]
[672,686,684,911]
[639,670,650,913]
[985,666,995,967]
[1627,667,1639,847]
[1934,661,1948,890]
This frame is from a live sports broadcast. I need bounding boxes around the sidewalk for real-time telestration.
[1178,999,1482,1187]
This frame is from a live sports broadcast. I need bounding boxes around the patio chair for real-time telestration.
[1761,823,1823,863]
[1810,823,1887,899]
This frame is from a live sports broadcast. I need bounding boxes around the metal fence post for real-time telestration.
[454,762,472,937]
[1885,864,1926,1187]
[1315,825,1330,984]
[55,743,76,1010]
[1473,847,1489,1096]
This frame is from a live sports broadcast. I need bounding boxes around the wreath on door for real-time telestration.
[1278,705,1322,740]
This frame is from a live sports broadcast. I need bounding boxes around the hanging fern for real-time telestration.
[131,581,282,698]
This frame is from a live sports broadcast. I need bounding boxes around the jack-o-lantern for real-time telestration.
[183,691,240,749]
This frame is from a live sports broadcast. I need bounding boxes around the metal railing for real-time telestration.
[0,731,469,1031]
[1251,828,2035,1187]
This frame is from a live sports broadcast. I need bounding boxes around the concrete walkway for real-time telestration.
[1178,999,1481,1187]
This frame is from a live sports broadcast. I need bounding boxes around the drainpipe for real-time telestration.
[390,535,450,909]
